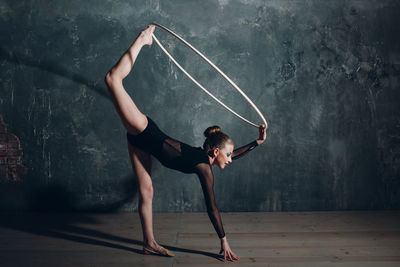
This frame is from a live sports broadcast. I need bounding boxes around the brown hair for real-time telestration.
[203,126,233,152]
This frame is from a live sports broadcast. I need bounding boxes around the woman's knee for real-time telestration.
[140,183,154,201]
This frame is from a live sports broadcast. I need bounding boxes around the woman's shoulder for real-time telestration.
[193,146,209,164]
[180,143,209,164]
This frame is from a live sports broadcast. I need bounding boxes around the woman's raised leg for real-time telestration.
[105,25,155,135]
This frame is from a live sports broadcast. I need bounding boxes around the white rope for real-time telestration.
[150,22,268,129]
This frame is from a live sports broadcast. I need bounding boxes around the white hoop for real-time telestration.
[150,22,268,129]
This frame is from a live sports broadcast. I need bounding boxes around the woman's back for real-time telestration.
[126,116,210,173]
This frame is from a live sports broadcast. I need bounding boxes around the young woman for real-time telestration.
[105,25,266,262]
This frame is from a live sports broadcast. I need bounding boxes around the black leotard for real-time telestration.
[127,116,258,238]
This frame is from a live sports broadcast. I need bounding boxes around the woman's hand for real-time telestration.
[138,24,155,46]
[256,124,267,145]
[220,237,240,262]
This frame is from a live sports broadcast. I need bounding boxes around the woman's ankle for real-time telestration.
[144,238,158,248]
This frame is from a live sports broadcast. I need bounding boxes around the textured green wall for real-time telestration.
[0,0,399,212]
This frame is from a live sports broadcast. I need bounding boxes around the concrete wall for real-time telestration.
[0,0,399,212]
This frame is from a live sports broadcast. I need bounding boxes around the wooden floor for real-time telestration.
[0,211,399,266]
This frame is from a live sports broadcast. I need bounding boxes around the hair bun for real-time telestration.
[204,125,221,138]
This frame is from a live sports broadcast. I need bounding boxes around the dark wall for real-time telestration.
[0,0,399,212]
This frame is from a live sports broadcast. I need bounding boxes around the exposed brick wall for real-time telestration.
[0,115,28,182]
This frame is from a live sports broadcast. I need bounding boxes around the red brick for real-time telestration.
[0,125,7,133]
[7,142,20,149]
[0,168,7,179]
[16,165,28,177]
[7,150,22,157]
[7,133,17,142]
[7,158,17,165]
[0,133,7,141]
[8,166,16,179]
[0,116,27,182]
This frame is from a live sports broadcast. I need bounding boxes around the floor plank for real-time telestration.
[0,211,399,266]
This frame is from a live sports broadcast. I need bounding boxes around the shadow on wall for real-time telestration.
[0,46,140,212]
[0,46,110,100]
[0,173,139,212]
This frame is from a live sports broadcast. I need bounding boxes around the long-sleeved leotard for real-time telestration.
[127,116,258,238]
[193,140,259,238]
[232,140,259,160]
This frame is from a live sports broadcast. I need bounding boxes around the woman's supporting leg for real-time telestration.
[128,141,158,248]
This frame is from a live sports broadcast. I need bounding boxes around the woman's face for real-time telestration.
[214,143,234,169]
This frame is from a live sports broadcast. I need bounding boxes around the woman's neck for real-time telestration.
[207,151,215,165]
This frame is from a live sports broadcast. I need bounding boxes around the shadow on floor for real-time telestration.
[0,211,223,261]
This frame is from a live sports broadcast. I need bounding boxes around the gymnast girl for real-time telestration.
[105,24,266,262]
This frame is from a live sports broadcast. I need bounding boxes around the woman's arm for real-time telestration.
[196,163,240,262]
[196,164,225,238]
[232,140,258,160]
[232,124,266,160]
